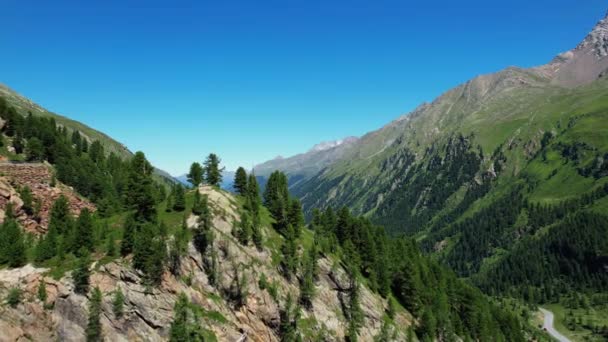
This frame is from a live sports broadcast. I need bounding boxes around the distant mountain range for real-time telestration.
[175,170,236,191]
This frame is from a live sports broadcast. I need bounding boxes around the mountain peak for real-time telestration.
[574,12,608,57]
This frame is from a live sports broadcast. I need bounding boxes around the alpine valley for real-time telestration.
[0,7,606,342]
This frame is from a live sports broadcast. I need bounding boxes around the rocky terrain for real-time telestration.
[0,162,95,234]
[0,186,411,341]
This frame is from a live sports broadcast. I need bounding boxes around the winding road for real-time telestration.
[539,308,571,342]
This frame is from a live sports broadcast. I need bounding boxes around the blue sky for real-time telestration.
[1,1,606,174]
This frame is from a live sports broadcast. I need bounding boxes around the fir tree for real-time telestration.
[203,153,224,187]
[187,162,204,187]
[86,287,103,342]
[234,167,248,195]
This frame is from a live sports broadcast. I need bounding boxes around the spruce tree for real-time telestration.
[203,153,224,187]
[234,167,248,195]
[86,287,103,342]
[187,162,204,187]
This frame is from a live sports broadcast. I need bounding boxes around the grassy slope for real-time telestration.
[543,303,608,342]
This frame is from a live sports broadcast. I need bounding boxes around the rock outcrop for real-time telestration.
[0,186,411,341]
[0,162,95,234]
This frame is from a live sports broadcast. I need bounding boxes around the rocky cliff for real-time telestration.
[0,186,411,341]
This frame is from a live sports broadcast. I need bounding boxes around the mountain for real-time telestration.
[0,90,530,340]
[259,10,608,309]
[0,84,175,184]
[253,136,359,188]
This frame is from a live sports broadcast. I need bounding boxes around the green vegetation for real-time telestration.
[169,293,217,341]
[86,287,103,342]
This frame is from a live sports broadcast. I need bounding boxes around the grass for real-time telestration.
[543,303,608,342]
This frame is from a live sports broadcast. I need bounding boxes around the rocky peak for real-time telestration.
[535,9,608,87]
[573,11,608,58]
[309,136,359,153]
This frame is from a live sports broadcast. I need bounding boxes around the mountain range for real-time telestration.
[0,8,607,342]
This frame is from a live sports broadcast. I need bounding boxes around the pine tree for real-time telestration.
[281,225,298,280]
[75,208,94,254]
[26,137,45,161]
[187,162,204,187]
[18,186,34,215]
[194,195,214,255]
[0,219,26,267]
[86,287,103,342]
[126,151,157,223]
[237,212,252,245]
[170,293,190,341]
[73,250,91,295]
[192,189,202,215]
[299,244,317,309]
[417,309,437,341]
[120,214,136,256]
[172,184,186,212]
[38,279,48,303]
[112,289,125,318]
[203,153,224,187]
[234,167,248,195]
[279,293,301,342]
[169,293,208,341]
[287,198,304,238]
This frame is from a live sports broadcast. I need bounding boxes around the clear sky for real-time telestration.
[1,1,606,175]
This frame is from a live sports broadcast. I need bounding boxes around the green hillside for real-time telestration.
[283,15,608,341]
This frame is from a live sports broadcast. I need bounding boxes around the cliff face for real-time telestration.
[0,186,411,341]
